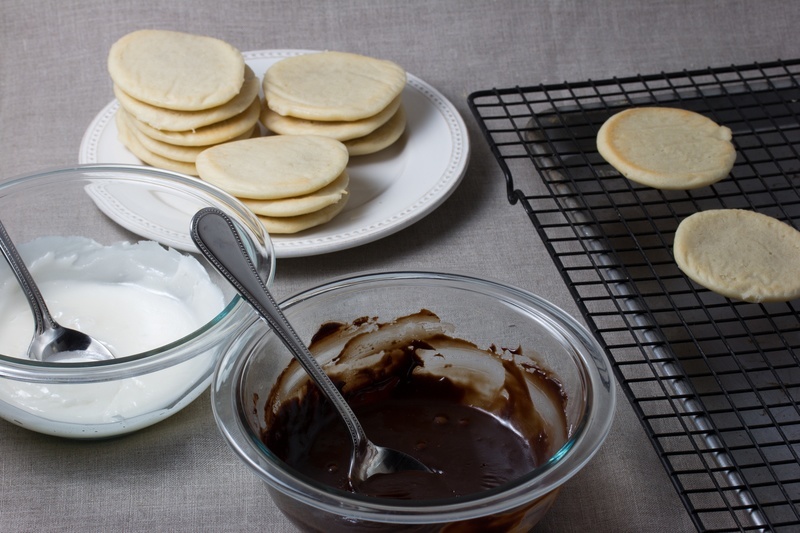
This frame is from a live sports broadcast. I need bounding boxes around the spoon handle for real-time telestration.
[0,219,57,336]
[190,208,368,452]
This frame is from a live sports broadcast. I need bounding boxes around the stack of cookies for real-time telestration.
[196,135,350,234]
[108,30,261,176]
[261,51,408,156]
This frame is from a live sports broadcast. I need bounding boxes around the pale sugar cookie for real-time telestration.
[128,97,261,147]
[119,108,256,163]
[344,106,406,156]
[242,171,349,217]
[263,51,406,121]
[195,135,349,199]
[116,110,198,176]
[114,65,259,131]
[258,196,349,234]
[673,209,800,303]
[597,107,736,190]
[108,29,245,111]
[261,95,402,141]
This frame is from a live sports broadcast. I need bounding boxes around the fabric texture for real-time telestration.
[0,1,797,531]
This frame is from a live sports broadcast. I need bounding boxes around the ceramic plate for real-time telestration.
[79,49,470,258]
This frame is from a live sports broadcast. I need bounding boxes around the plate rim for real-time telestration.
[79,48,470,258]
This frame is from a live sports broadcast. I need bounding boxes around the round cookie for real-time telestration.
[195,135,349,199]
[264,51,406,121]
[673,209,800,303]
[344,106,406,156]
[243,171,349,217]
[114,65,259,131]
[261,95,402,141]
[116,110,198,176]
[128,97,261,147]
[119,108,257,162]
[596,107,736,190]
[108,29,245,111]
[258,196,349,234]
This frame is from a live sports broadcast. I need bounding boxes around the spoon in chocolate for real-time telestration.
[190,207,434,488]
[0,218,115,363]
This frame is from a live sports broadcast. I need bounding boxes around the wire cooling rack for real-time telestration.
[468,60,800,532]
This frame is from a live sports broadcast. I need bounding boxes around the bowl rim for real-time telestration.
[213,270,616,524]
[0,163,274,379]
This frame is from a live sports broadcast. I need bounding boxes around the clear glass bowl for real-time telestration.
[213,272,615,532]
[0,164,274,438]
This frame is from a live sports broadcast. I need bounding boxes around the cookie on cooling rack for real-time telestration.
[673,209,800,303]
[596,107,736,190]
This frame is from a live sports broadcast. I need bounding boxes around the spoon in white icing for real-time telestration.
[0,219,115,363]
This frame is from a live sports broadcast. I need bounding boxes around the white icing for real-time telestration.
[0,236,226,436]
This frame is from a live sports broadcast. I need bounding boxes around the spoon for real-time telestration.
[190,207,434,488]
[0,219,115,363]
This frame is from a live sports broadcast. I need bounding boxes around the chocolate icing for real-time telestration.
[259,310,568,500]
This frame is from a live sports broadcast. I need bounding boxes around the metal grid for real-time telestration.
[468,60,800,532]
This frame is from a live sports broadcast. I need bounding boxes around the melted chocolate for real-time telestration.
[259,311,568,501]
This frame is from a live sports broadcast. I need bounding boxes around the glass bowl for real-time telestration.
[213,271,615,532]
[0,164,274,438]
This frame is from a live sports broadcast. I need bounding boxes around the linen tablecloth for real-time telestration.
[1,1,797,531]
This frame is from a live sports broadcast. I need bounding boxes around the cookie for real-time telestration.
[116,110,198,175]
[596,107,736,190]
[114,65,259,131]
[128,97,261,147]
[258,196,349,234]
[263,51,406,121]
[673,209,800,303]
[118,108,256,162]
[195,135,349,199]
[344,106,406,156]
[242,171,349,217]
[108,29,245,111]
[260,95,402,141]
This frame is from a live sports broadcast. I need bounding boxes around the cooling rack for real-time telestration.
[468,59,800,532]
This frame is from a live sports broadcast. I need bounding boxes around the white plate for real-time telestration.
[79,49,470,258]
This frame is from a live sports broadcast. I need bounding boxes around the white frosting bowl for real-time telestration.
[0,165,274,438]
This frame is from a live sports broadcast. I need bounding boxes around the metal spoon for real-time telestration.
[0,219,115,363]
[190,207,434,488]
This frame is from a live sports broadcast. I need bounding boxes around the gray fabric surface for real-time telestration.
[0,1,797,531]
